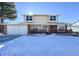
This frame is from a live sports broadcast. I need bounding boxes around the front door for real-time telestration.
[49,25,57,33]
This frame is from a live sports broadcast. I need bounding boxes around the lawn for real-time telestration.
[0,34,79,56]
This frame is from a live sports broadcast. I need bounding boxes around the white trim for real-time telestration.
[25,20,34,23]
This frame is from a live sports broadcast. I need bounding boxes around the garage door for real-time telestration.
[18,25,27,34]
[7,24,27,35]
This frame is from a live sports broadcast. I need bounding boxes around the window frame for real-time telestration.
[25,15,33,22]
[49,15,57,22]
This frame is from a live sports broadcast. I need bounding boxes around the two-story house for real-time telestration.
[24,14,68,34]
[0,14,69,35]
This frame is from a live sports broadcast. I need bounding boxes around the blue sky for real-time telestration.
[6,2,79,23]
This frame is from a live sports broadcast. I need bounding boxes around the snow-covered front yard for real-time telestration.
[0,34,79,56]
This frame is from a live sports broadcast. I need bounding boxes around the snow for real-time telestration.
[0,45,5,48]
[0,33,4,36]
[0,34,79,56]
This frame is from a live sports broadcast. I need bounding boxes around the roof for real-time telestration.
[0,22,71,25]
[57,22,71,25]
[23,14,60,16]
[0,22,26,25]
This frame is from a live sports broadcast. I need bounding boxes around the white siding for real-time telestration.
[71,26,79,32]
[7,24,27,35]
[33,15,48,25]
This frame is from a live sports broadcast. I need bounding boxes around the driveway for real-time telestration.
[0,35,21,43]
[0,34,79,56]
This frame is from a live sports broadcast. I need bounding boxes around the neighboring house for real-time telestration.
[0,14,70,35]
[71,22,79,32]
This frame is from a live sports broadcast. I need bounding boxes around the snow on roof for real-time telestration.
[57,22,71,25]
[72,22,79,26]
[0,22,71,25]
[0,22,26,25]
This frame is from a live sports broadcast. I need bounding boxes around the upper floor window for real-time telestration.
[50,16,56,21]
[26,16,32,21]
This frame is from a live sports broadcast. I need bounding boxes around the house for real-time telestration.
[24,14,70,34]
[0,14,70,35]
[71,21,79,32]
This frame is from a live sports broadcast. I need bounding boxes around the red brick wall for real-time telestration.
[27,24,31,34]
[65,25,67,32]
[48,25,57,33]
[0,25,7,34]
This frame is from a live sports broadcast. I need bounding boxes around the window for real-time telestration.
[50,16,56,21]
[59,26,64,29]
[58,26,65,32]
[26,16,32,21]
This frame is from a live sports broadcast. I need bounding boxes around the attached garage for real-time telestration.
[7,24,28,35]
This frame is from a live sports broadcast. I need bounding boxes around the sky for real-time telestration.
[6,2,79,23]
